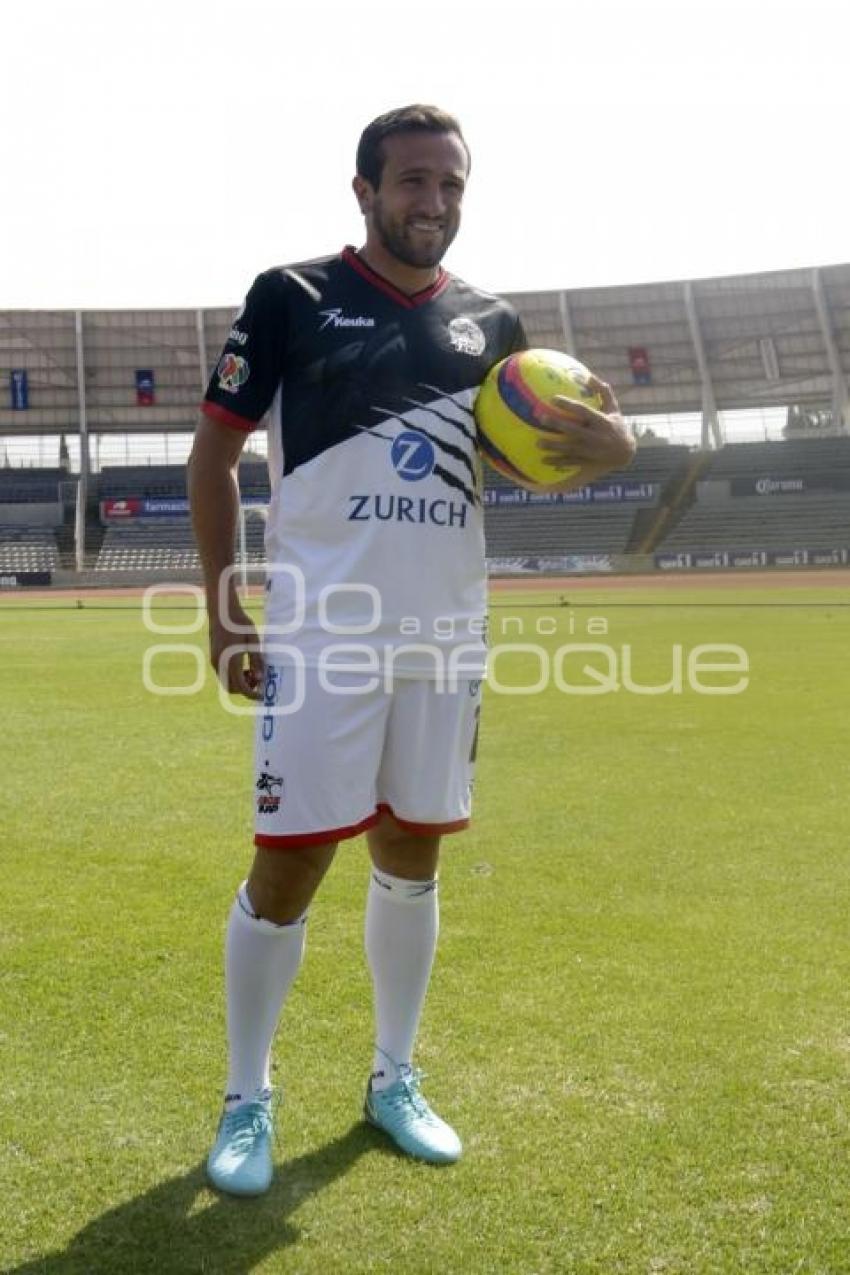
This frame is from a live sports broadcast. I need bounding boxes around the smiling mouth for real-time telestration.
[408,221,444,234]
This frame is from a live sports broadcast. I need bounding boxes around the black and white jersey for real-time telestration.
[202,247,525,676]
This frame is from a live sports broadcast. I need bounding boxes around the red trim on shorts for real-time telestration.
[341,246,449,309]
[200,400,258,432]
[376,802,470,835]
[254,802,469,849]
[254,810,381,850]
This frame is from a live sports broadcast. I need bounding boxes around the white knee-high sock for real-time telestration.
[224,882,306,1108]
[365,867,439,1091]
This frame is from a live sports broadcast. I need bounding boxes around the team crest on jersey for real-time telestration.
[447,316,486,357]
[217,352,249,394]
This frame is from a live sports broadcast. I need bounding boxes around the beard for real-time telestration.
[371,198,458,269]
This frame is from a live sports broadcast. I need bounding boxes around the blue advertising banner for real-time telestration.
[143,499,188,515]
[102,496,268,520]
[655,552,694,571]
[692,551,730,569]
[770,549,811,567]
[10,369,28,410]
[487,554,613,575]
[655,547,848,570]
[484,481,657,507]
[808,548,849,566]
[628,347,651,385]
[0,570,51,588]
[136,370,155,406]
[729,550,769,568]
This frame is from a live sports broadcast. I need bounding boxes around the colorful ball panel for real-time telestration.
[475,348,602,488]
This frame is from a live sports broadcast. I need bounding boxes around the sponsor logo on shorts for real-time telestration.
[448,316,485,356]
[217,352,249,393]
[256,770,284,815]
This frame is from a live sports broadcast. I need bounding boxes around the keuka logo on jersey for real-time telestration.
[319,308,377,331]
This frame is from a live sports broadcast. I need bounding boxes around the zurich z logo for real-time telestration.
[390,431,435,481]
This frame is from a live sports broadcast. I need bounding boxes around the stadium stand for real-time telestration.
[2,261,849,580]
[95,521,197,572]
[0,468,66,503]
[484,503,637,556]
[94,517,265,571]
[705,436,850,476]
[482,443,690,492]
[483,443,691,560]
[616,442,693,485]
[661,493,849,551]
[0,527,59,572]
[98,461,269,502]
[98,465,186,501]
[0,467,66,575]
[92,457,269,571]
[655,436,850,554]
[238,464,270,500]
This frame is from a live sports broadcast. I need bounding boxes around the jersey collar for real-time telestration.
[342,246,450,309]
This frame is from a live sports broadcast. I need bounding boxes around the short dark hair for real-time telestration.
[356,104,470,190]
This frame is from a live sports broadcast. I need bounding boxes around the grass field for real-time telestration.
[1,580,850,1274]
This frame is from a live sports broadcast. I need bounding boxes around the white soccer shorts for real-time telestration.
[253,664,483,848]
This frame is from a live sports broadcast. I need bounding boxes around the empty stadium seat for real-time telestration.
[0,469,65,503]
[94,519,264,571]
[0,526,60,571]
[662,493,849,551]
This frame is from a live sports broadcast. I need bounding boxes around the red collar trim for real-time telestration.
[342,246,450,308]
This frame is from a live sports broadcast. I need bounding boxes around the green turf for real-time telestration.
[1,584,849,1273]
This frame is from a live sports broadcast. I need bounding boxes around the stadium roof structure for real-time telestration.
[1,263,849,448]
[511,263,850,445]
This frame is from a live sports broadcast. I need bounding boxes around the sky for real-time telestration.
[2,0,847,312]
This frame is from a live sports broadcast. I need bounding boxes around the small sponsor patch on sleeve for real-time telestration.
[217,353,250,394]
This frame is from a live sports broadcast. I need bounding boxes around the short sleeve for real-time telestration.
[201,270,289,432]
[510,314,529,354]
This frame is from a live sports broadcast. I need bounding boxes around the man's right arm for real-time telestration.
[188,414,264,700]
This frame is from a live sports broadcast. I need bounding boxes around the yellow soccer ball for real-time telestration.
[475,348,604,488]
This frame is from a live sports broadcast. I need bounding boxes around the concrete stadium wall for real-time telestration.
[0,501,63,526]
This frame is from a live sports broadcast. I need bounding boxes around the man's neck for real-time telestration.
[355,242,441,296]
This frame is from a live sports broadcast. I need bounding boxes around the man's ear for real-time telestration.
[352,174,373,215]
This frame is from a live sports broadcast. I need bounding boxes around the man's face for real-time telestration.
[359,130,469,270]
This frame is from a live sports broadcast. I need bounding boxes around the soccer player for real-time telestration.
[189,104,634,1196]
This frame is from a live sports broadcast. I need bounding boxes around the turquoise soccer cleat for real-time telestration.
[364,1066,462,1165]
[206,1091,275,1196]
